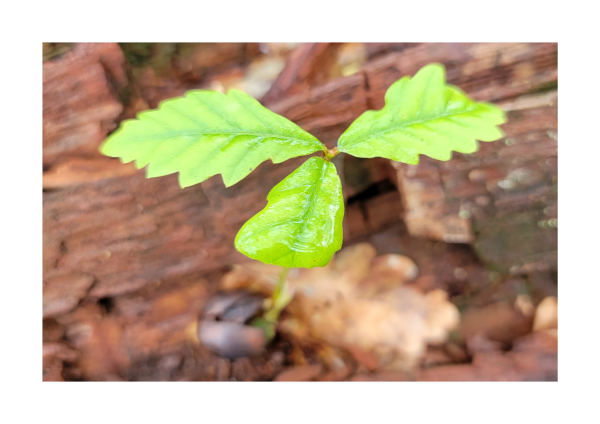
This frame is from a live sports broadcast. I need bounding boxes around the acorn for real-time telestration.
[198,290,267,359]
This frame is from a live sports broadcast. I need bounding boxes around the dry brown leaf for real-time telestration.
[219,242,459,370]
[532,296,558,332]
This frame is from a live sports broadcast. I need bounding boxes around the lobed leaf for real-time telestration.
[235,157,344,268]
[100,89,325,187]
[337,63,506,163]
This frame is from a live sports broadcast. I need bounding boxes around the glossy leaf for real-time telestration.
[100,89,325,187]
[235,157,344,268]
[337,63,506,163]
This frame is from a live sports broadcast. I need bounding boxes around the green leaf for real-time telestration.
[235,157,344,268]
[100,89,325,187]
[337,63,506,163]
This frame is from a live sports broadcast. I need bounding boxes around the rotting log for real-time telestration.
[43,43,127,170]
[267,43,557,273]
[43,43,557,380]
[43,42,558,313]
[260,43,342,106]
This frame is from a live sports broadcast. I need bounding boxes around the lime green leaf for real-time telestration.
[100,89,325,187]
[235,157,344,268]
[337,63,506,163]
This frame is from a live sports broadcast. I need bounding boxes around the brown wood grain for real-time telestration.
[42,43,557,380]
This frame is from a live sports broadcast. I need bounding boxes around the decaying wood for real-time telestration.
[392,96,557,272]
[362,43,557,107]
[266,42,557,146]
[43,43,126,169]
[42,157,138,189]
[393,157,475,243]
[42,43,557,380]
[173,43,258,83]
[43,41,558,312]
[364,43,422,60]
[43,155,310,305]
[267,42,557,272]
[53,282,208,381]
[269,73,368,147]
[260,43,341,106]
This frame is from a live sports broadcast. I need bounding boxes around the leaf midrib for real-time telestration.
[288,161,330,266]
[242,161,331,266]
[340,105,482,149]
[124,130,319,145]
[240,162,327,235]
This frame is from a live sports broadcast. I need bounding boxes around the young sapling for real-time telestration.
[100,63,506,340]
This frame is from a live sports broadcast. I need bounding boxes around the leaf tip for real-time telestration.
[98,135,118,157]
[98,142,110,156]
[414,62,446,81]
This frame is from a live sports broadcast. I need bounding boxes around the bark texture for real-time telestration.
[42,43,557,381]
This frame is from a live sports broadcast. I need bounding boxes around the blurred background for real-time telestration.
[42,42,557,381]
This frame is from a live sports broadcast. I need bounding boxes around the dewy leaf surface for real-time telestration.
[337,63,506,163]
[100,89,325,187]
[235,157,344,268]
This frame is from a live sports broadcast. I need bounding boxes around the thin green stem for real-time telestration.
[264,267,290,323]
[252,267,293,341]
